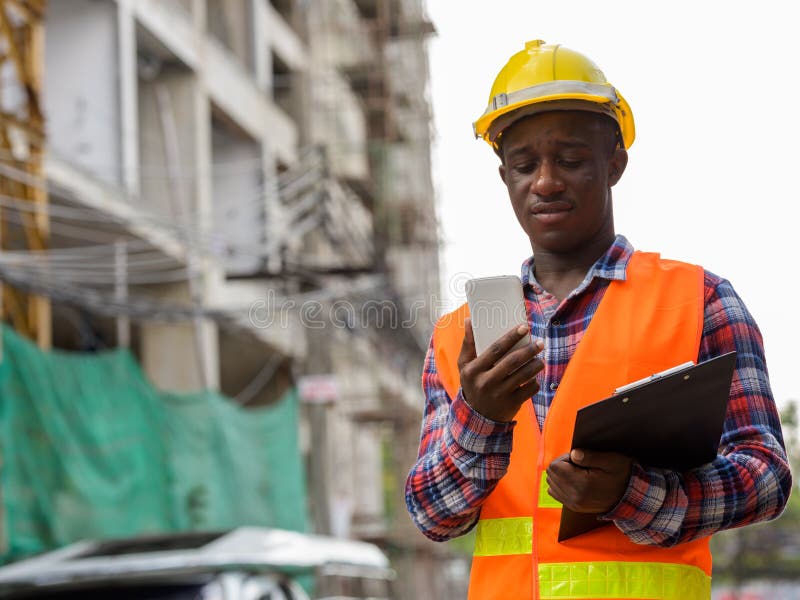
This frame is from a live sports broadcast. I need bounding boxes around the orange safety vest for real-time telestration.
[432,252,711,600]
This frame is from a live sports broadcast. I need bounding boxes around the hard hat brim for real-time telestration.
[473,85,635,150]
[486,99,620,147]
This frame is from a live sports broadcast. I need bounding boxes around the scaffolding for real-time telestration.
[0,0,49,349]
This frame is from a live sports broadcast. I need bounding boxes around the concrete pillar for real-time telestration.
[303,327,335,536]
[252,0,271,92]
[193,47,222,392]
[137,49,219,392]
[140,283,219,393]
[117,0,140,195]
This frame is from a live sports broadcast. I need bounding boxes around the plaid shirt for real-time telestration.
[405,235,791,546]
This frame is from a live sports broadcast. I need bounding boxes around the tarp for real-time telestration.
[0,326,308,562]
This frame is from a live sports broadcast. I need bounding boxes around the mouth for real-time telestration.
[530,201,572,224]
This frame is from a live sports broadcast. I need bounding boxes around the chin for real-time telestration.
[528,230,581,254]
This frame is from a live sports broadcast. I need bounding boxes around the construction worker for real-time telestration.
[405,40,792,600]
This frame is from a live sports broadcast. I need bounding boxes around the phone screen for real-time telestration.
[465,275,531,356]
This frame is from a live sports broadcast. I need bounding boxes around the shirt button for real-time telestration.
[551,319,560,326]
[550,382,559,391]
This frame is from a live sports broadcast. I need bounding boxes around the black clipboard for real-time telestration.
[557,351,737,542]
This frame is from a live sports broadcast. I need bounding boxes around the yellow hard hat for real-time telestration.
[473,40,635,150]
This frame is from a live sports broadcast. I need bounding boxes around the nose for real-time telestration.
[531,161,565,197]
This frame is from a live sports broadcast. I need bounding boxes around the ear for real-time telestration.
[607,148,628,187]
[499,163,507,186]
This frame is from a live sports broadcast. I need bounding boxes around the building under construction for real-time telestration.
[0,1,464,598]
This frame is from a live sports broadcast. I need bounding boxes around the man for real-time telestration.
[405,40,792,600]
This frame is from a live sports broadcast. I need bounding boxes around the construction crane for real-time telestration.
[0,0,50,350]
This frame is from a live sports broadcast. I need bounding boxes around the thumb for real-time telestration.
[458,317,477,367]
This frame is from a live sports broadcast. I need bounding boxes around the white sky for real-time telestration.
[426,1,800,406]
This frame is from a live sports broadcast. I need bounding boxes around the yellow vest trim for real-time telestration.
[539,472,562,508]
[538,561,711,600]
[473,517,532,556]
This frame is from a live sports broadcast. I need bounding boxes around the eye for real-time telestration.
[558,159,584,169]
[512,161,538,174]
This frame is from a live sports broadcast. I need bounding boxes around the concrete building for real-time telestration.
[20,1,465,598]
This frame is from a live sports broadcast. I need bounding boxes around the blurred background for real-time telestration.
[0,1,796,599]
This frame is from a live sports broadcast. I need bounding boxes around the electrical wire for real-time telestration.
[2,148,341,238]
[235,353,285,406]
[0,259,398,324]
[0,151,377,273]
[1,133,433,260]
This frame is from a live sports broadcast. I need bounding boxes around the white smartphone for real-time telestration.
[464,275,532,356]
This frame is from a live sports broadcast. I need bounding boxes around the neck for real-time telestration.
[532,230,616,301]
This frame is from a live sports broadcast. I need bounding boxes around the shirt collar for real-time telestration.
[521,234,635,295]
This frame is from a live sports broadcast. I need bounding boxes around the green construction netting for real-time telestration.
[0,325,308,563]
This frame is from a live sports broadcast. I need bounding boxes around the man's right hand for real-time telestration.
[457,317,544,423]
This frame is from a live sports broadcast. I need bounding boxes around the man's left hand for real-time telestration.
[546,450,634,514]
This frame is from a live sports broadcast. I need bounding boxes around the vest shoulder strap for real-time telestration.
[432,303,469,401]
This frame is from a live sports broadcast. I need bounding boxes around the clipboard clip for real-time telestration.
[613,361,695,395]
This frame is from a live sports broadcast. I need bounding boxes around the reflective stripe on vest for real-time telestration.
[474,517,532,556]
[538,561,711,600]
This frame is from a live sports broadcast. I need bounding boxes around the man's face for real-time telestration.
[498,111,627,255]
